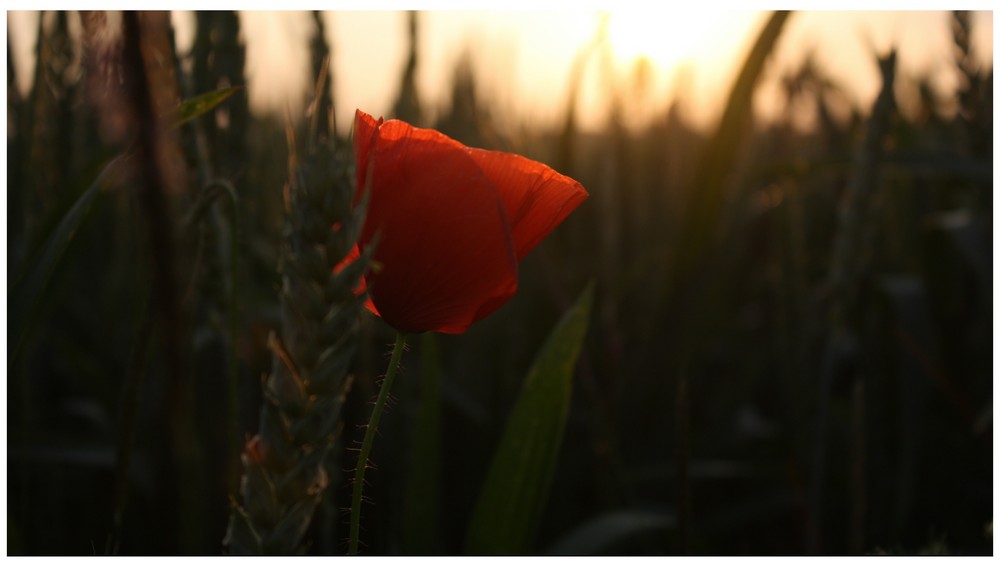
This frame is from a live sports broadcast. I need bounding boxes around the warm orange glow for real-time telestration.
[7,11,994,134]
[606,10,712,71]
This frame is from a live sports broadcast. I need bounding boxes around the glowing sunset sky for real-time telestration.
[6,9,994,134]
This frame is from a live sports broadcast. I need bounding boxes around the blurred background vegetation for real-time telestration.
[6,10,993,555]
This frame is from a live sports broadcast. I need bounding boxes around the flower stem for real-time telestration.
[349,331,407,555]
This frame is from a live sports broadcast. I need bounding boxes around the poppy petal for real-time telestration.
[353,110,381,203]
[354,110,518,334]
[467,148,588,260]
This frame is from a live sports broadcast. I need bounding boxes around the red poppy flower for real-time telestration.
[349,109,588,334]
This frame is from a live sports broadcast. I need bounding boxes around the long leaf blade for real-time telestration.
[9,155,123,362]
[465,283,594,554]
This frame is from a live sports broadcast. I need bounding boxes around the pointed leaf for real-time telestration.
[170,86,241,128]
[465,283,594,554]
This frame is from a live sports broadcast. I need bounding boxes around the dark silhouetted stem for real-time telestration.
[849,377,866,553]
[675,370,690,554]
[122,11,201,552]
[808,50,895,554]
[106,290,153,555]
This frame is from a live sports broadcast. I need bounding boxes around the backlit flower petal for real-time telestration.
[467,148,589,260]
[355,110,518,334]
[351,109,588,334]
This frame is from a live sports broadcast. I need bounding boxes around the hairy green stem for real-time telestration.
[349,332,407,555]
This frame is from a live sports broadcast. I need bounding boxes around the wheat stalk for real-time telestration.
[224,142,370,554]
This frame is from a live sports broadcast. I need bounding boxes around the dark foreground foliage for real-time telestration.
[7,10,992,555]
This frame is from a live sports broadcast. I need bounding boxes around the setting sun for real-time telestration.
[606,9,716,71]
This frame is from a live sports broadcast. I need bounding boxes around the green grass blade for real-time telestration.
[9,155,124,363]
[170,86,241,128]
[402,333,444,554]
[465,283,594,555]
[672,10,791,285]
